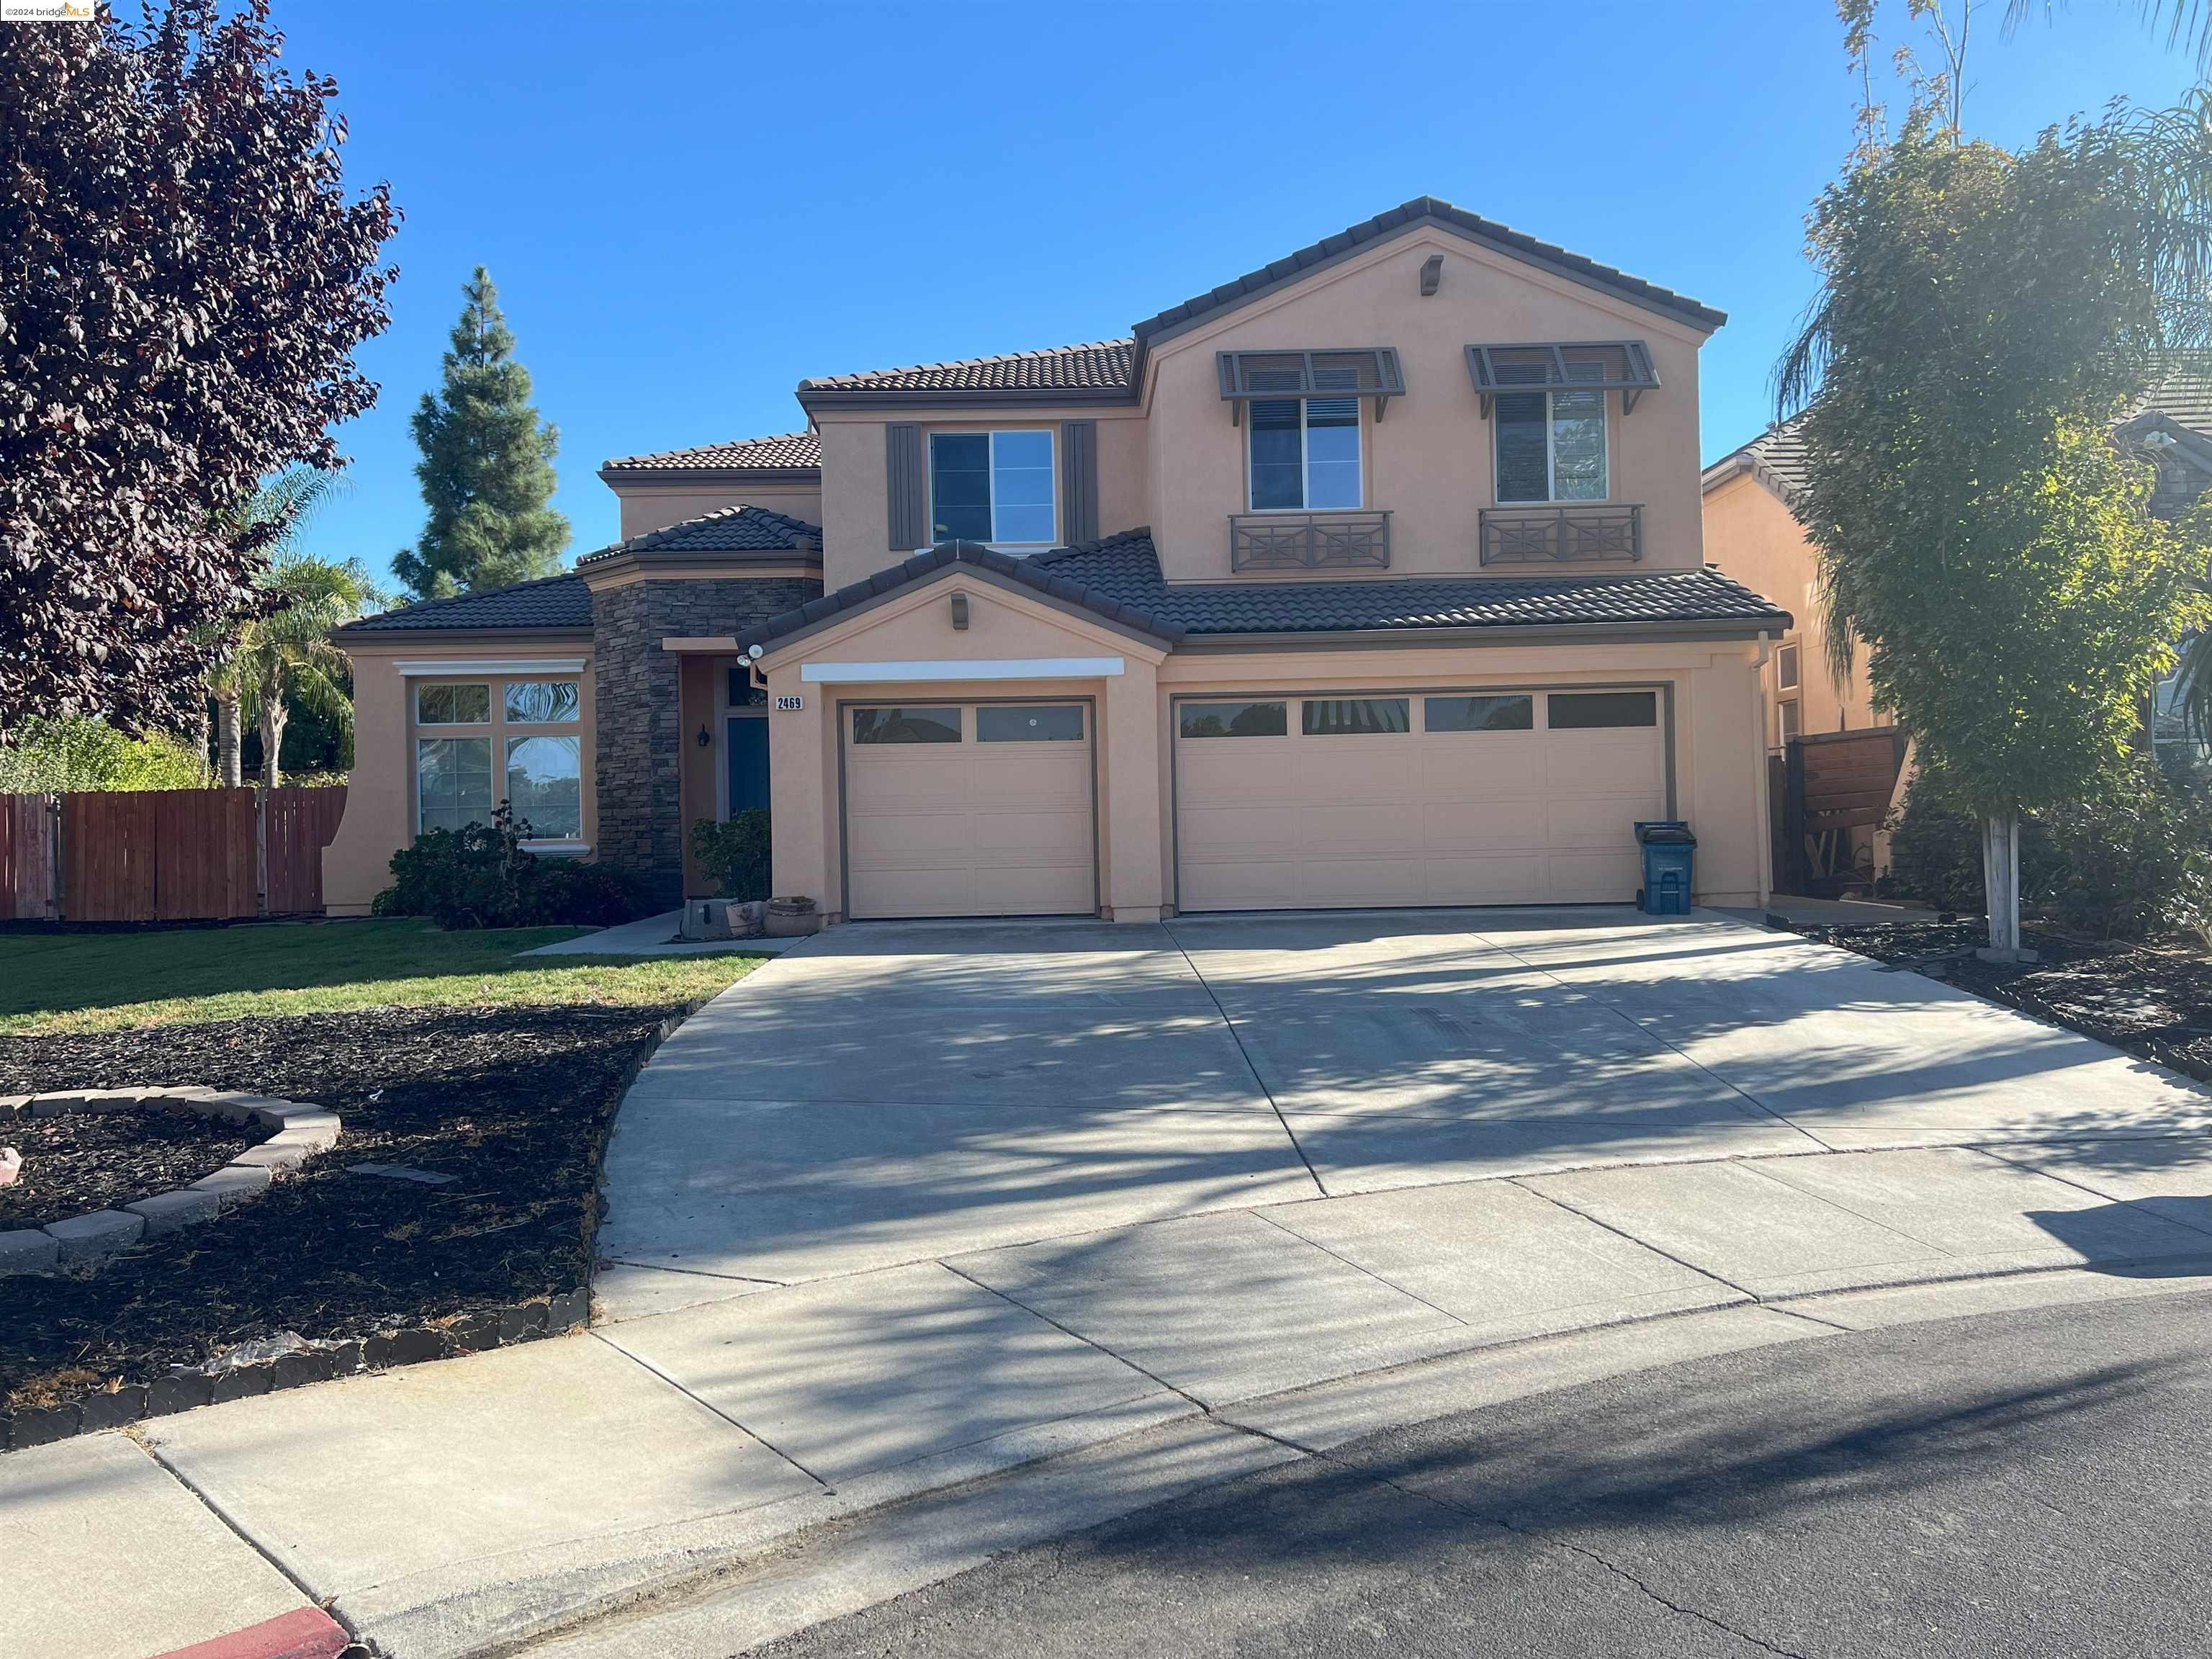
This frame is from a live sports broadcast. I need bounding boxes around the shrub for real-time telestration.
[0,716,207,791]
[374,804,647,929]
[1886,756,2212,942]
[2036,756,2212,943]
[690,811,771,903]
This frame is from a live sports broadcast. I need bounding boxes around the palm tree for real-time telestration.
[207,469,342,786]
[2005,1,2211,71]
[233,553,387,790]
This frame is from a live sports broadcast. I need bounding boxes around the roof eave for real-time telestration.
[1130,201,1726,355]
[794,385,1139,414]
[598,464,822,487]
[334,624,595,647]
[1172,614,1794,652]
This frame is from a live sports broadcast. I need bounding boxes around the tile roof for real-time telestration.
[1032,532,1790,637]
[337,572,593,635]
[1131,196,1727,343]
[798,339,1136,397]
[599,431,822,475]
[745,530,1789,655]
[575,505,822,566]
[1713,372,2212,503]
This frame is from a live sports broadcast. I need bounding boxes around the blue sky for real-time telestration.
[271,1,2192,587]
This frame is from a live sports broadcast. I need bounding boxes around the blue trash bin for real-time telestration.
[1635,820,1696,915]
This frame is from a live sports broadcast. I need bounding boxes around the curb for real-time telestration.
[0,999,712,1455]
[152,1606,358,1659]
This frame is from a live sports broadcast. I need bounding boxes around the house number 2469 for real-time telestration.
[775,695,805,711]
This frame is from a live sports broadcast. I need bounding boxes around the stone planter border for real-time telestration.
[1,997,708,1454]
[0,1087,342,1276]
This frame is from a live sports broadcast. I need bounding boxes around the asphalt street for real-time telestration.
[750,1287,2212,1658]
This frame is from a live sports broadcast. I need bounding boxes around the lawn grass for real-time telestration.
[0,918,760,1034]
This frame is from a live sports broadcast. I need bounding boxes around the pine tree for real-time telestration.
[395,269,570,599]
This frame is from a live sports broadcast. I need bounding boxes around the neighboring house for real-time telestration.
[1701,377,2212,887]
[325,196,1796,921]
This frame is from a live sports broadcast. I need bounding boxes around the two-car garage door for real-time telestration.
[844,701,1097,920]
[1174,688,1666,912]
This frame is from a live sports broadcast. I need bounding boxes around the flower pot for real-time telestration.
[765,896,819,938]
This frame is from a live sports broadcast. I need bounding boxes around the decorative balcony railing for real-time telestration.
[1478,504,1642,566]
[1230,510,1392,572]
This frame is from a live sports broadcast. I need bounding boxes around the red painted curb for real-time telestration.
[153,1605,352,1659]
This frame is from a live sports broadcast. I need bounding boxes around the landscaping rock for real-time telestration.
[76,1088,148,1113]
[0,1228,60,1275]
[44,1208,145,1264]
[145,1372,215,1417]
[27,1092,87,1118]
[229,1135,314,1174]
[190,1163,273,1209]
[74,1385,146,1431]
[0,1094,30,1121]
[4,1403,79,1449]
[254,1109,341,1151]
[126,1187,222,1236]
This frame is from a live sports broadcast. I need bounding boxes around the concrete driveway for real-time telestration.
[597,907,2212,1294]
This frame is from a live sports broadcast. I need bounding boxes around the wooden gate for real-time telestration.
[0,786,347,922]
[1773,730,1907,896]
[0,794,58,921]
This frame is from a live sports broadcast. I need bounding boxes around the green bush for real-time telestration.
[0,716,207,791]
[2036,756,2212,942]
[689,811,771,903]
[374,804,647,929]
[1886,757,2212,941]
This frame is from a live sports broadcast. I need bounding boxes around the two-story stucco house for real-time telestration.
[327,197,1795,922]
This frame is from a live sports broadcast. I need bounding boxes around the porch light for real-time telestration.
[696,724,711,748]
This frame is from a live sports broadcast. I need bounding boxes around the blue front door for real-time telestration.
[727,716,770,816]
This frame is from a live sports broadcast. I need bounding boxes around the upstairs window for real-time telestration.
[930,431,1055,546]
[1493,361,1608,504]
[1249,397,1362,511]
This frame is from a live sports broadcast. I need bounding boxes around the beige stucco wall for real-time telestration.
[807,225,1708,595]
[613,481,824,541]
[1701,471,1875,743]
[814,411,1148,590]
[755,573,1772,922]
[323,641,596,915]
[1142,228,1710,583]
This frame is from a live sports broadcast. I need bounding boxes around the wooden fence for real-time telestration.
[0,787,346,923]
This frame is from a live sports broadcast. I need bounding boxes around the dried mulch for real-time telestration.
[0,1004,678,1412]
[1790,919,2212,1080]
[0,1109,271,1232]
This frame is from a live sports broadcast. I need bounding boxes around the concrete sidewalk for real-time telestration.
[14,910,2212,1659]
[12,1138,2212,1659]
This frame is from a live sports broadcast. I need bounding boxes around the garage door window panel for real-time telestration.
[1180,701,1289,739]
[1303,697,1409,735]
[1425,694,1534,732]
[1548,691,1658,729]
[977,705,1085,742]
[853,706,963,745]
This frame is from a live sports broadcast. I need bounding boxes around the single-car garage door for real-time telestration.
[845,701,1097,920]
[1174,688,1665,912]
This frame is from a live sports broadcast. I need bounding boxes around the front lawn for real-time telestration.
[0,920,763,1422]
[0,917,756,1034]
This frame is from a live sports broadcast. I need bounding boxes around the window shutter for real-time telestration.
[1061,420,1097,545]
[886,423,925,549]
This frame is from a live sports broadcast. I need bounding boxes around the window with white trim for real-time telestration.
[1493,361,1607,503]
[411,675,585,841]
[506,734,582,839]
[930,431,1055,545]
[1776,643,1801,692]
[417,737,493,835]
[1249,397,1362,511]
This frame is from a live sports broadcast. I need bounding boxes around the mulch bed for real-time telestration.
[1789,919,2212,1081]
[0,1109,271,1232]
[0,1004,679,1413]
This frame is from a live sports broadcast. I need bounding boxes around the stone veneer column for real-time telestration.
[590,576,822,906]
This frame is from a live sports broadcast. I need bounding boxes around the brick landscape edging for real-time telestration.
[0,997,710,1455]
[0,1087,343,1275]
